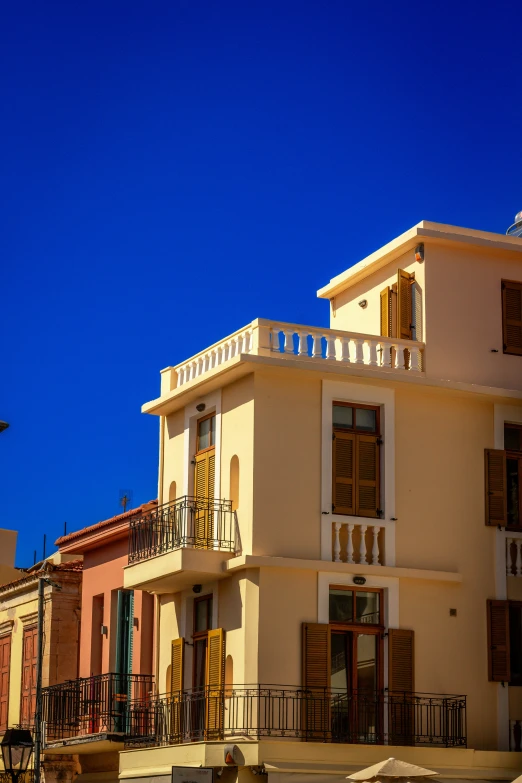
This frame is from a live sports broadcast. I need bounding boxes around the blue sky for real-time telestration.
[2,0,521,566]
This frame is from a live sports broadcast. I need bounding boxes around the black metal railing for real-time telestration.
[128,496,239,564]
[41,673,154,742]
[123,685,466,749]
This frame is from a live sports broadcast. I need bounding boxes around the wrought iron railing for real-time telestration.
[41,673,154,742]
[128,496,240,564]
[123,685,467,749]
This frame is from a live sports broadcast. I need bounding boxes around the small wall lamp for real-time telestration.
[415,243,424,262]
[358,299,368,308]
[196,403,206,413]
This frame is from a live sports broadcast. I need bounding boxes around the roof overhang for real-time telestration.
[317,220,522,300]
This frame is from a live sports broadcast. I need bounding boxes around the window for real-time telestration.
[193,594,213,690]
[380,269,415,340]
[487,599,522,684]
[502,280,522,356]
[506,424,522,529]
[0,635,11,733]
[329,587,381,625]
[194,414,216,546]
[332,403,381,518]
[197,414,216,453]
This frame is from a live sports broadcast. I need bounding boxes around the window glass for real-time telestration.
[510,605,522,685]
[507,458,520,528]
[330,633,349,692]
[198,416,215,451]
[333,405,353,430]
[194,596,212,632]
[355,591,380,624]
[505,426,522,452]
[329,590,353,623]
[356,409,377,432]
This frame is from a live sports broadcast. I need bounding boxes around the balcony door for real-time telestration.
[113,589,134,733]
[194,414,215,548]
[20,625,37,728]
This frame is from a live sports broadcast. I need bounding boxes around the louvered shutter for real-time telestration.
[194,450,215,548]
[356,434,380,518]
[332,432,355,515]
[487,600,510,682]
[397,269,413,340]
[502,281,522,356]
[169,637,184,739]
[302,623,330,739]
[388,628,414,745]
[208,451,215,542]
[380,287,392,337]
[0,635,11,733]
[206,628,225,739]
[485,449,507,526]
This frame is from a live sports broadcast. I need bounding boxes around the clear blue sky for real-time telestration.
[2,0,520,567]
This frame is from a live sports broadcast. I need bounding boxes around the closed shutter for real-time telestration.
[397,269,413,340]
[356,435,380,518]
[20,626,37,727]
[332,432,355,515]
[487,600,510,682]
[302,623,330,739]
[206,628,225,739]
[388,628,414,746]
[170,638,184,740]
[485,449,507,526]
[380,287,392,337]
[502,280,522,356]
[0,635,11,732]
[194,450,215,547]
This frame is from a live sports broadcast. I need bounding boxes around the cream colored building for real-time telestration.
[121,221,522,783]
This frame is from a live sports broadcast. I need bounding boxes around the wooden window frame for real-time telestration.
[193,594,213,638]
[196,413,216,455]
[505,424,522,531]
[502,279,522,357]
[332,403,381,518]
[329,586,384,629]
[509,601,522,686]
[333,402,381,436]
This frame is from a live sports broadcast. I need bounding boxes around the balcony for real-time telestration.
[42,673,154,751]
[124,496,240,593]
[123,685,466,749]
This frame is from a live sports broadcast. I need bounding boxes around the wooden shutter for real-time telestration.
[20,626,37,727]
[170,638,184,695]
[397,269,413,340]
[388,628,414,745]
[487,600,510,682]
[332,432,355,515]
[194,449,215,547]
[502,280,522,356]
[380,287,392,337]
[485,449,507,526]
[0,635,11,732]
[206,628,225,739]
[356,434,380,518]
[302,623,330,739]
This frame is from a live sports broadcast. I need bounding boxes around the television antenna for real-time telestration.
[119,489,133,513]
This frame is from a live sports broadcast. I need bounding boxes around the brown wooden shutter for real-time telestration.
[194,449,215,547]
[20,626,37,727]
[397,269,413,340]
[487,600,510,682]
[206,628,225,739]
[332,432,355,515]
[356,434,380,518]
[485,449,507,526]
[0,635,11,733]
[388,628,414,745]
[380,287,392,337]
[502,280,522,356]
[302,623,330,739]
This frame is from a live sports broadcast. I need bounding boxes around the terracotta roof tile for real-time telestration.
[0,559,83,593]
[54,501,157,547]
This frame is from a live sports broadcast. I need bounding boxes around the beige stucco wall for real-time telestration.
[162,409,184,505]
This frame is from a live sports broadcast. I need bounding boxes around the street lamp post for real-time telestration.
[1,728,34,783]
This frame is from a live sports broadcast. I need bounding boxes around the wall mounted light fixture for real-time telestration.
[358,299,368,308]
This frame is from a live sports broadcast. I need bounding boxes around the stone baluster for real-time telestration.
[395,344,406,369]
[284,330,295,354]
[368,340,379,367]
[371,526,381,565]
[507,539,512,576]
[244,330,252,353]
[353,338,365,365]
[409,346,422,372]
[340,336,351,362]
[359,525,368,564]
[346,524,354,564]
[333,522,341,563]
[312,333,323,358]
[271,328,281,352]
[325,335,336,360]
[298,331,308,356]
[381,341,392,368]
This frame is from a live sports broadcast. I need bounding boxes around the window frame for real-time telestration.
[196,413,216,455]
[502,279,522,357]
[505,424,522,531]
[509,600,522,686]
[329,585,384,630]
[332,402,381,436]
[193,594,213,639]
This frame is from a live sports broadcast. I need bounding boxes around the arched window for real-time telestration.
[230,456,239,511]
[169,481,177,504]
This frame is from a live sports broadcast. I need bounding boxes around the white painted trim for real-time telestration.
[493,405,522,751]
[321,381,396,565]
[183,390,222,499]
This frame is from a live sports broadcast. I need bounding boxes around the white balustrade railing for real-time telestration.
[169,318,425,391]
[332,520,384,566]
[506,537,522,577]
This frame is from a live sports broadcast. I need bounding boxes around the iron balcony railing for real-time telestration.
[123,685,467,749]
[128,496,240,564]
[41,673,154,743]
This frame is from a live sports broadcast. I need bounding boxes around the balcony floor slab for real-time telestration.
[124,547,234,593]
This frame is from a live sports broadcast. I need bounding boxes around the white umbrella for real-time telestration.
[347,758,438,782]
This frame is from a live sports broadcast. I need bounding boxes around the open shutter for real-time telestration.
[380,287,392,337]
[356,434,380,518]
[502,280,522,356]
[485,449,507,526]
[206,628,225,739]
[388,628,414,745]
[397,269,413,340]
[487,600,510,682]
[302,623,330,739]
[0,635,11,733]
[332,432,355,515]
